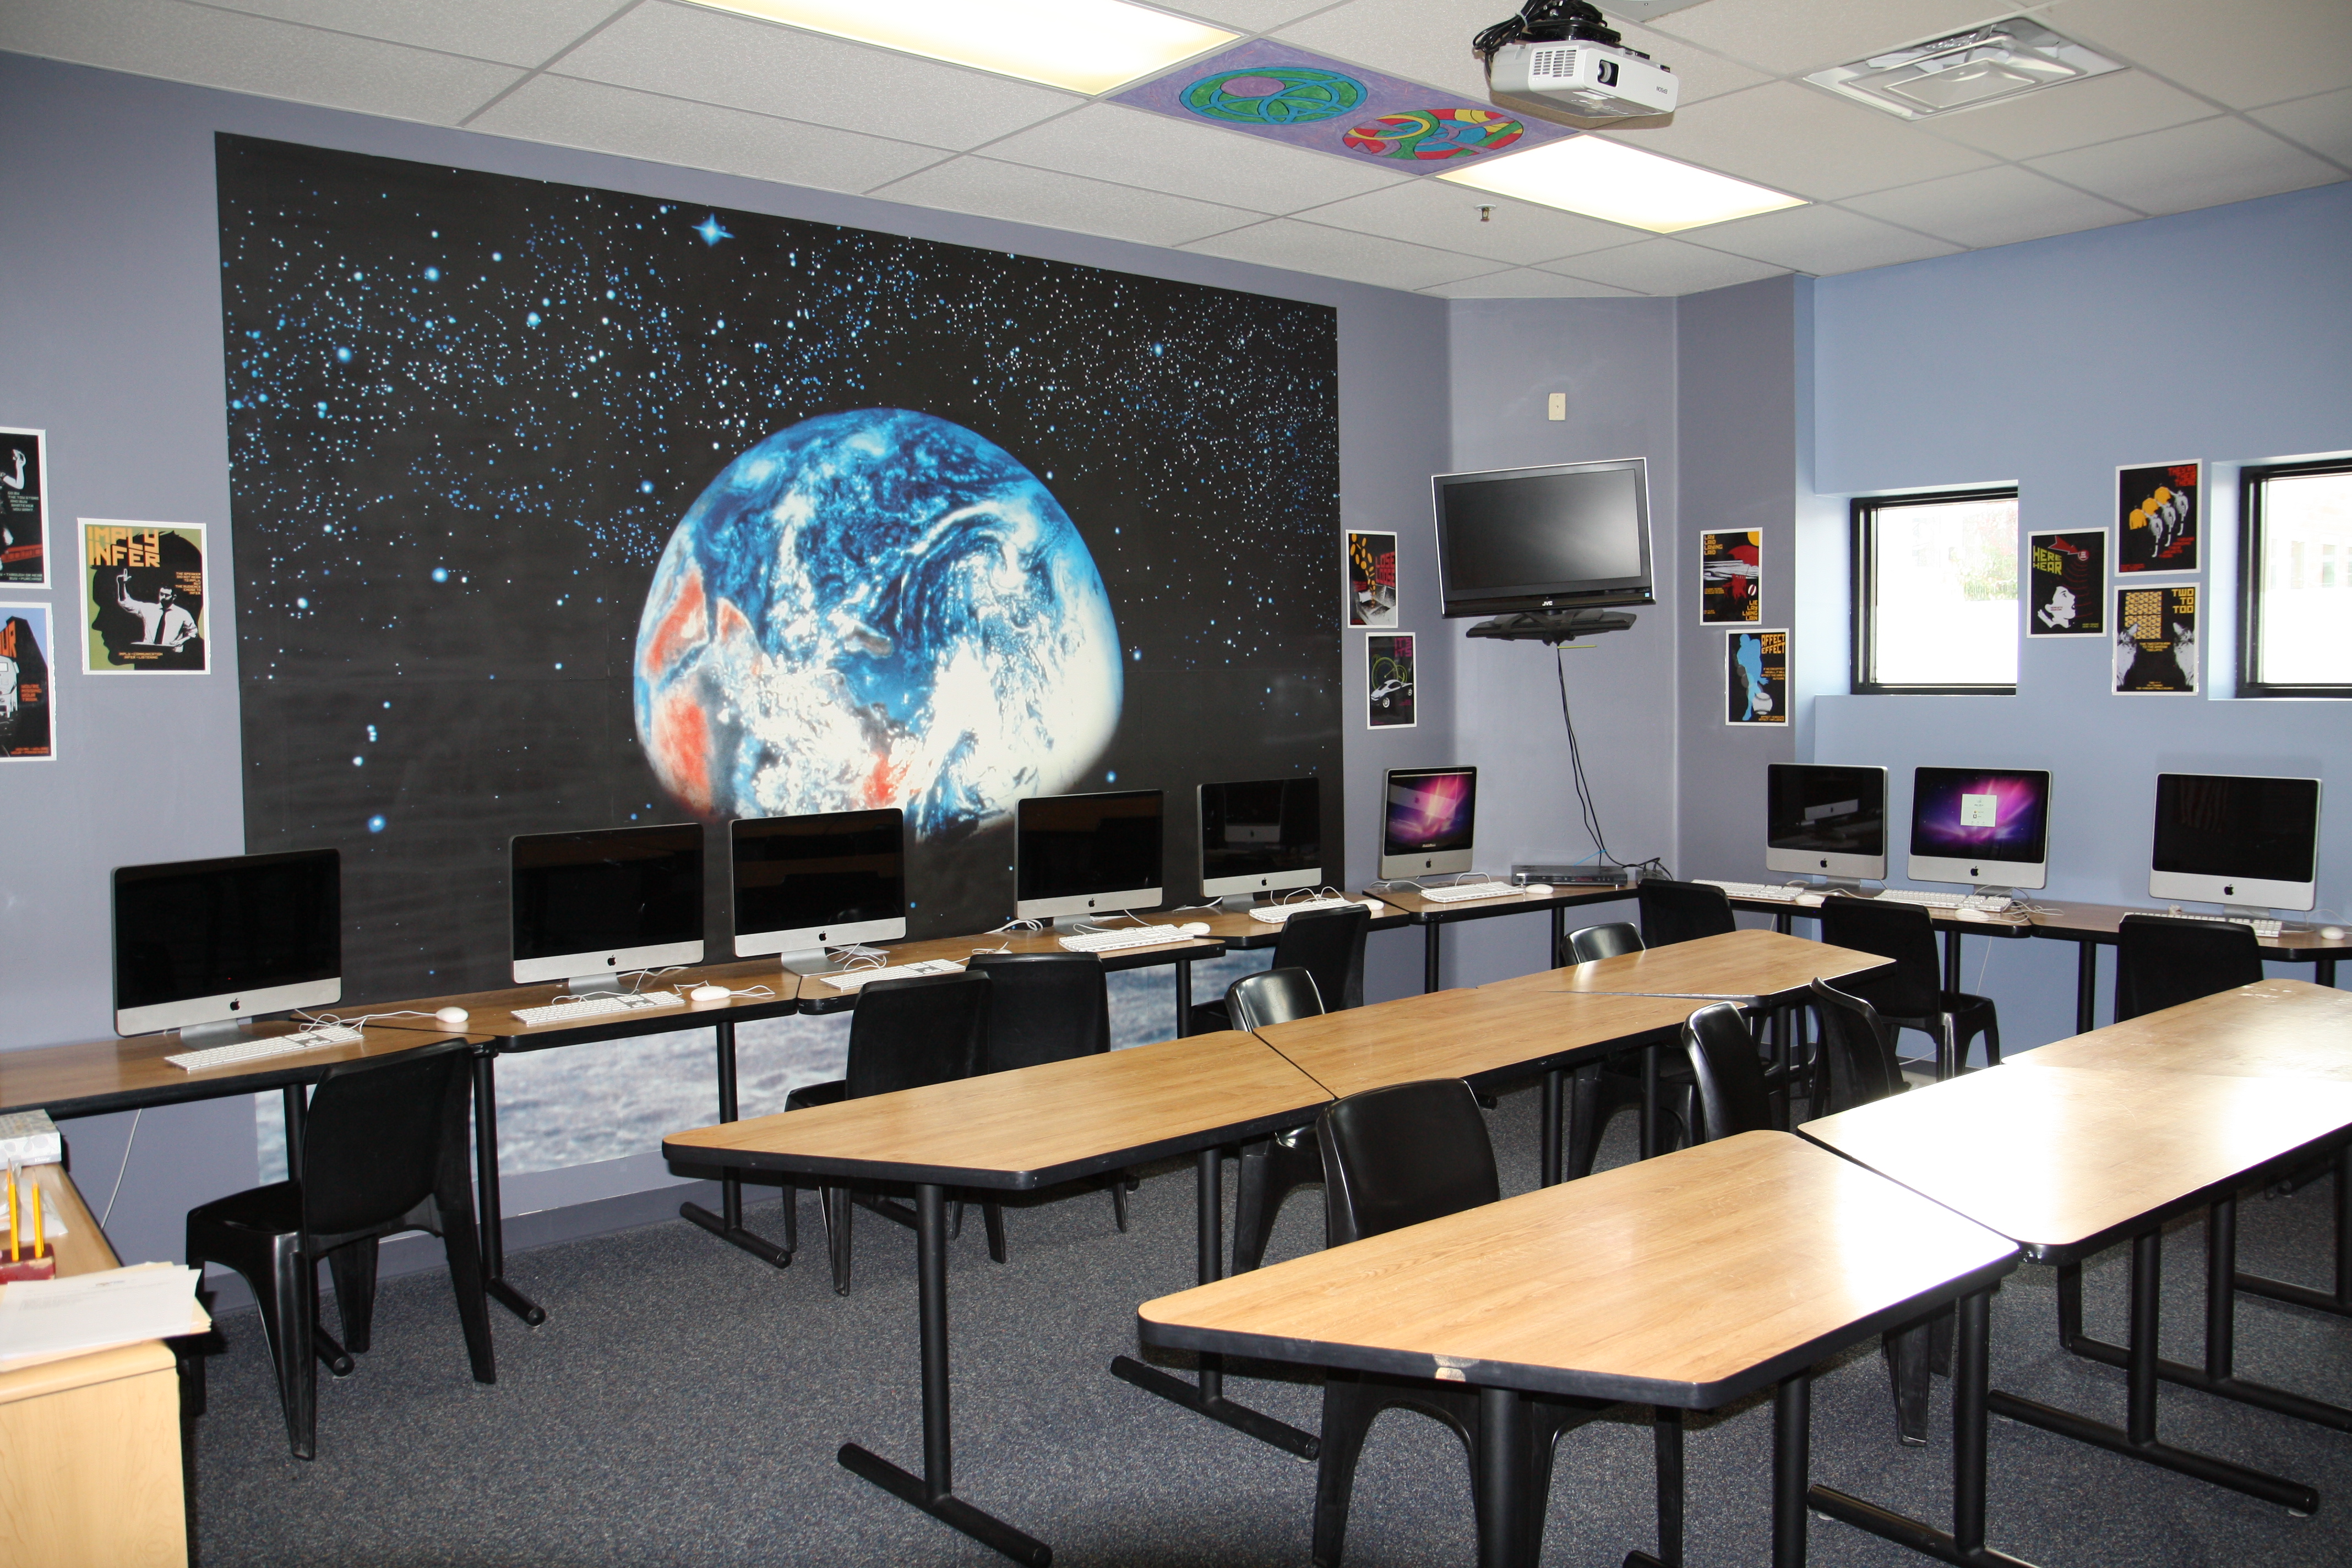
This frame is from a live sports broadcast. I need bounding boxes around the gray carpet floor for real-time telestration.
[188,1087,2352,1566]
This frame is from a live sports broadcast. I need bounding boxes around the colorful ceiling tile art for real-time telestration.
[1114,39,1571,172]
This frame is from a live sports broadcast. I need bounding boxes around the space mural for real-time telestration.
[221,134,1341,1001]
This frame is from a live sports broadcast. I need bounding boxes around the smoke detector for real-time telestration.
[1805,18,2124,119]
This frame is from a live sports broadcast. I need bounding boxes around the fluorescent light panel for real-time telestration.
[682,0,1235,96]
[1438,136,1804,234]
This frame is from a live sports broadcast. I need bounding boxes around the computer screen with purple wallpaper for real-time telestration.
[1381,767,1478,879]
[1908,767,2052,889]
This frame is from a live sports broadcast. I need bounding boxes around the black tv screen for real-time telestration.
[1433,458,1653,616]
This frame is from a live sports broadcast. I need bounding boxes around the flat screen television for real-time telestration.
[112,848,342,1037]
[1908,767,2051,891]
[732,808,907,972]
[510,823,705,986]
[2149,772,2321,913]
[1766,764,1888,883]
[1015,790,1164,922]
[1431,457,1654,617]
[1199,777,1322,900]
[1380,766,1478,881]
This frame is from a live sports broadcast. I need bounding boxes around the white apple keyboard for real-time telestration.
[1417,881,1549,905]
[510,991,685,1027]
[1247,897,1380,924]
[2171,912,2284,939]
[818,958,966,992]
[1696,880,1821,905]
[167,1022,364,1072]
[1875,889,2014,913]
[1060,923,1213,953]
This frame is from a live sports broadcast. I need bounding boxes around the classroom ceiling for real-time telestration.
[6,0,2348,297]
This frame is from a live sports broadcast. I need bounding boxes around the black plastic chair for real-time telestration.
[783,970,991,1294]
[1679,1001,1773,1143]
[1636,878,1736,947]
[1191,903,1369,1033]
[1223,966,1328,1273]
[1807,976,1907,1115]
[184,1041,492,1460]
[1817,896,2000,1079]
[2115,913,2267,1021]
[1562,923,1695,1177]
[960,952,1125,1239]
[1310,1079,1620,1566]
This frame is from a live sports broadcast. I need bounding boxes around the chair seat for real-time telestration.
[188,1180,303,1234]
[784,1079,847,1111]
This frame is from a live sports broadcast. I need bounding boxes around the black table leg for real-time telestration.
[838,1184,1050,1565]
[1540,1069,1564,1188]
[2320,955,2338,988]
[1110,1148,1320,1458]
[1773,1372,1809,1568]
[1623,1408,1686,1568]
[1174,957,1194,1037]
[1941,928,1962,995]
[1424,920,1442,994]
[1640,1041,1662,1159]
[470,1049,545,1326]
[2237,1140,2352,1319]
[1551,906,1567,970]
[2074,941,2098,1035]
[1476,1386,1533,1568]
[280,1084,307,1175]
[681,1018,792,1267]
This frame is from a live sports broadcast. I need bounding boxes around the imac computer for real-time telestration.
[112,847,342,1038]
[511,823,704,987]
[1380,766,1478,881]
[732,808,907,974]
[1015,789,1164,924]
[2149,772,2322,915]
[1432,458,1654,641]
[1199,777,1322,902]
[1908,767,2052,892]
[1766,764,1888,885]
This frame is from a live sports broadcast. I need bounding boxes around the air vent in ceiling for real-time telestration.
[1805,18,2124,119]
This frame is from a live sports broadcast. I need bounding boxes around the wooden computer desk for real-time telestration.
[1802,1055,2352,1513]
[1140,1130,2024,1568]
[1359,881,1641,993]
[2020,901,2350,1032]
[1712,886,2038,995]
[0,1162,209,1567]
[663,1030,1331,1566]
[787,925,1226,1030]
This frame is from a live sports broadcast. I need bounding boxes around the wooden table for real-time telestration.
[789,926,1226,1024]
[0,1163,204,1566]
[1139,1131,2025,1568]
[1803,1059,2352,1512]
[1713,886,2037,993]
[664,1030,1332,1566]
[1363,881,1641,993]
[2022,901,2351,1031]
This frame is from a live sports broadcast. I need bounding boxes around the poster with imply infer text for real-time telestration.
[81,520,209,673]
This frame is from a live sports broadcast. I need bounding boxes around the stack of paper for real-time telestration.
[0,1109,62,1167]
[0,1263,209,1371]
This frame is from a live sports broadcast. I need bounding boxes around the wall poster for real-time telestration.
[1699,529,1761,624]
[1346,529,1397,627]
[1366,633,1414,728]
[0,429,47,587]
[0,603,54,760]
[1725,628,1787,725]
[2115,584,2197,694]
[80,520,208,673]
[2117,461,2199,574]
[2028,530,2106,636]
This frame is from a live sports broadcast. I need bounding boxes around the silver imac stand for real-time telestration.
[779,948,850,977]
[177,1018,253,1045]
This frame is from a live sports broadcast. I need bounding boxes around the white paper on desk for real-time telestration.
[0,1262,203,1361]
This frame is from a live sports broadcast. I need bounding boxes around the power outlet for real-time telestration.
[1547,392,1566,421]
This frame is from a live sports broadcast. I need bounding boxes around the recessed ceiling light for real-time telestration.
[1436,136,1804,235]
[1805,18,2124,119]
[679,0,1237,96]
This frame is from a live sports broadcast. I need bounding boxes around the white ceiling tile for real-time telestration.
[1914,69,2222,161]
[553,0,1079,151]
[2044,0,2352,111]
[1420,269,1643,298]
[2027,116,2345,216]
[982,101,1409,211]
[1643,0,2008,77]
[1157,0,1336,30]
[1598,81,1996,200]
[1540,237,1787,294]
[2248,89,2352,170]
[1690,203,1962,275]
[472,74,944,193]
[1291,179,1645,264]
[867,155,1261,246]
[1183,217,1500,290]
[1602,20,1774,106]
[0,0,521,122]
[1842,164,2142,248]
[202,1,628,67]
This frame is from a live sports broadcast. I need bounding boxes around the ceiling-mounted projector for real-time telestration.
[1474,1,1679,128]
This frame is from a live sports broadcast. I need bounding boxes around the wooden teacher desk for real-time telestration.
[1360,880,1641,993]
[1140,1130,2025,1568]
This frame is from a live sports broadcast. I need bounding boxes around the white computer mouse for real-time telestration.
[689,983,732,1003]
[2324,927,2346,942]
[1518,884,1551,897]
[435,1006,470,1026]
[1180,922,1211,935]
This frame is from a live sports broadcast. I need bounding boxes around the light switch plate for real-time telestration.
[1547,392,1566,421]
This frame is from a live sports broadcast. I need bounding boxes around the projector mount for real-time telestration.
[1471,1,1622,63]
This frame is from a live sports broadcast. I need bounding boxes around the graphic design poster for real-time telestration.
[2117,461,2198,573]
[1346,530,1397,628]
[0,429,46,587]
[0,603,54,760]
[1700,530,1761,623]
[1725,629,1788,725]
[1367,633,1414,728]
[2028,530,2106,636]
[81,520,208,673]
[2115,584,2197,694]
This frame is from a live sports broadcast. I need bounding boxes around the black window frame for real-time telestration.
[1849,486,2021,696]
[2238,456,2352,699]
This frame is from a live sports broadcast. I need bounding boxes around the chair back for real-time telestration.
[298,1041,472,1238]
[1565,921,1643,965]
[1271,903,1370,1011]
[1316,1080,1499,1248]
[1680,1001,1772,1142]
[843,970,991,1098]
[1815,896,1943,1016]
[2115,914,2267,1021]
[966,952,1110,1073]
[1225,966,1325,1031]
[1636,879,1736,947]
[1807,977,1904,1114]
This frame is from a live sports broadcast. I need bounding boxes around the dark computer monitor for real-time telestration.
[112,848,341,1037]
[511,823,705,985]
[1432,458,1654,617]
[2149,772,2321,913]
[1908,767,2051,891]
[732,808,907,971]
[1015,790,1164,921]
[1380,766,1477,880]
[1199,777,1322,899]
[1766,764,1888,882]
